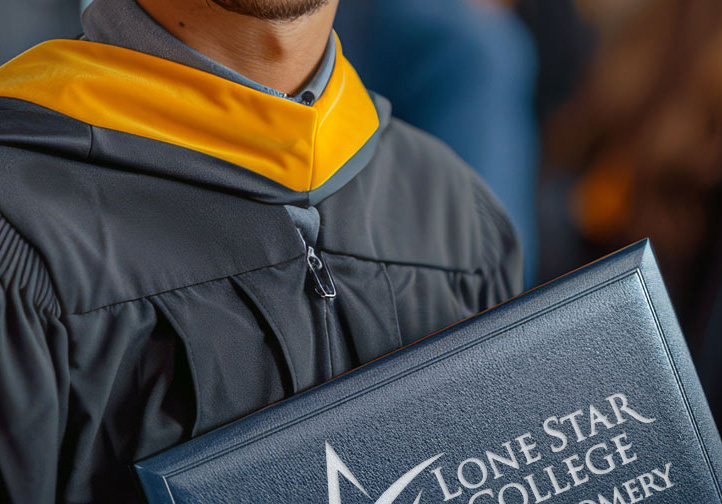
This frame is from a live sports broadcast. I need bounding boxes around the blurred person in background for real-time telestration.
[515,0,595,124]
[545,0,722,425]
[335,0,540,288]
[0,0,81,63]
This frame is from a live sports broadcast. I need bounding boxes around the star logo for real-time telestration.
[326,442,444,504]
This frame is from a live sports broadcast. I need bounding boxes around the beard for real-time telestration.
[208,0,330,20]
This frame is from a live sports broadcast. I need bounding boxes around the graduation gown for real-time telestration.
[0,38,522,502]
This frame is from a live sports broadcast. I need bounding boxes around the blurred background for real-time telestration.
[2,0,720,424]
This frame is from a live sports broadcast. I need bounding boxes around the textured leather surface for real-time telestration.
[135,240,722,503]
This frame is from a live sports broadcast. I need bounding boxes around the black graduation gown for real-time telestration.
[0,39,522,503]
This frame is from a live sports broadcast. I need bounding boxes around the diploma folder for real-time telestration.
[135,240,722,503]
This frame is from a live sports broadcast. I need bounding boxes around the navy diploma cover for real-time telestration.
[135,241,722,504]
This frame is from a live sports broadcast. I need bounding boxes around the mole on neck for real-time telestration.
[137,0,338,95]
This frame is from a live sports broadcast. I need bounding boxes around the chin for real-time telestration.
[209,0,330,20]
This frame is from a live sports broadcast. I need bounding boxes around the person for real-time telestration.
[335,0,540,287]
[545,0,722,426]
[0,0,521,501]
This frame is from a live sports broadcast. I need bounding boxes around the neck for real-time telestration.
[136,0,338,95]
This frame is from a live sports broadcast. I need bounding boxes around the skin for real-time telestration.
[136,0,338,95]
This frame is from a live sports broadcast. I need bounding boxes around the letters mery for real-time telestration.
[326,393,675,504]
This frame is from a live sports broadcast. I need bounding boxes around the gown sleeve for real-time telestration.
[472,175,525,308]
[0,215,69,503]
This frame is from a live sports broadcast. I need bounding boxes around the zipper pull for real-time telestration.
[306,246,337,299]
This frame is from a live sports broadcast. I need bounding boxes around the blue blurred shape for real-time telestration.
[335,0,539,287]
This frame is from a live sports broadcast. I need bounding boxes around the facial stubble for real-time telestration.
[208,0,330,20]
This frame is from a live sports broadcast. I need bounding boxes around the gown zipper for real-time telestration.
[306,245,336,298]
[295,225,337,380]
[295,227,336,299]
